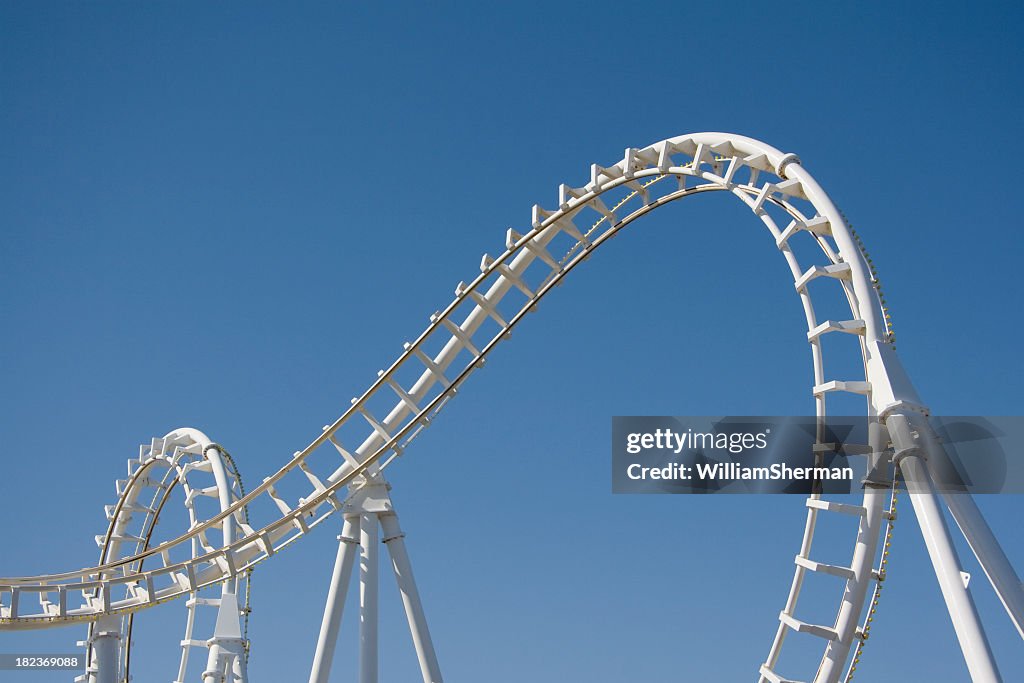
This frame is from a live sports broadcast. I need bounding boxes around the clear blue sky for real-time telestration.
[2,2,1023,681]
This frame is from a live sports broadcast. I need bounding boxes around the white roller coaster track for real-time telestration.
[78,429,251,683]
[1,133,1021,682]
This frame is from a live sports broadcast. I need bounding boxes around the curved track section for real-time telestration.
[0,133,920,683]
[78,429,250,683]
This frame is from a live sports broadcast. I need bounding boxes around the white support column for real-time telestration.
[381,511,444,683]
[359,512,379,683]
[204,592,247,683]
[888,414,1002,682]
[309,514,361,683]
[942,485,1024,640]
[203,642,226,683]
[91,622,121,683]
[914,422,1024,638]
[308,477,443,683]
[231,646,250,683]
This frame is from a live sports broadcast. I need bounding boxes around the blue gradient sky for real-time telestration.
[2,2,1023,681]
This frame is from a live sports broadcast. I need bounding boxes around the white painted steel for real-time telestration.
[203,592,247,683]
[359,512,379,683]
[0,132,1018,682]
[309,515,360,683]
[91,626,119,683]
[380,511,443,683]
[78,428,249,683]
[0,136,877,641]
[307,479,443,683]
[943,491,1024,640]
[889,415,1001,682]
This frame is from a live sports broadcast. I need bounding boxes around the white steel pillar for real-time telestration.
[942,488,1024,640]
[203,642,225,683]
[203,592,248,683]
[914,422,1024,636]
[888,414,1002,682]
[380,511,443,683]
[91,625,120,683]
[231,646,249,683]
[309,514,361,683]
[359,512,379,683]
[307,477,443,683]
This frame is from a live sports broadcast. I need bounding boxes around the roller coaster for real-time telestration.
[2,133,1021,682]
